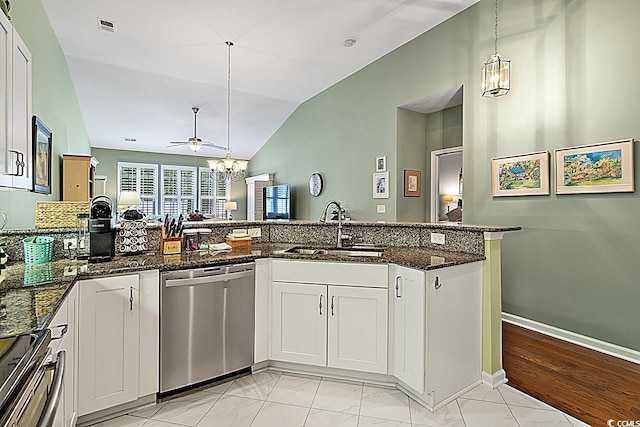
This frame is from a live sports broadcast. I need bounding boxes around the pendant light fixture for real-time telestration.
[482,0,510,98]
[208,41,248,181]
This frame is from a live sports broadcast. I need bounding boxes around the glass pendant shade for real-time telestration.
[188,141,202,152]
[482,53,510,98]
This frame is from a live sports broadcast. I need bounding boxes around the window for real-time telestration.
[117,162,158,216]
[198,167,229,218]
[161,165,197,215]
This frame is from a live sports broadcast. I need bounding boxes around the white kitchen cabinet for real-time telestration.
[271,281,326,366]
[425,262,482,408]
[270,260,388,375]
[390,265,425,393]
[78,274,140,415]
[327,285,387,374]
[390,262,482,408]
[50,285,78,427]
[254,258,271,364]
[0,11,32,190]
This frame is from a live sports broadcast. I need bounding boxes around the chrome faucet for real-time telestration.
[319,200,351,248]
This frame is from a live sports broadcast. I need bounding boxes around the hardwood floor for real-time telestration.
[503,321,640,426]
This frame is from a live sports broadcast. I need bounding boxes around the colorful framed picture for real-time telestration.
[375,156,386,172]
[491,151,550,197]
[32,116,52,195]
[373,171,389,199]
[403,169,421,197]
[555,139,634,194]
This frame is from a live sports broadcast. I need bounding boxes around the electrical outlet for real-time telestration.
[64,266,77,276]
[248,228,262,238]
[377,205,386,214]
[63,238,77,249]
[430,233,445,245]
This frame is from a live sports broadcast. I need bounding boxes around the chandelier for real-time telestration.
[208,41,248,181]
[482,0,510,98]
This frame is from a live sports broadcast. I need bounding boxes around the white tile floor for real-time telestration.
[89,372,592,427]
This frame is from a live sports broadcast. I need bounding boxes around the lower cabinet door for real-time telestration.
[391,265,425,393]
[78,275,140,416]
[327,285,387,374]
[271,282,327,366]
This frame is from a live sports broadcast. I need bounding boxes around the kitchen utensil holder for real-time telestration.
[23,236,54,264]
[160,226,183,255]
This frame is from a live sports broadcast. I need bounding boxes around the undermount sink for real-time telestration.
[284,246,385,258]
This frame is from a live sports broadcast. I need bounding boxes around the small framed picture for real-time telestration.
[376,156,386,172]
[373,171,389,199]
[404,169,421,197]
[491,151,550,197]
[32,116,52,195]
[555,139,634,194]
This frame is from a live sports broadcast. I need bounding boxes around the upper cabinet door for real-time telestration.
[0,12,12,187]
[9,29,32,190]
[0,15,32,190]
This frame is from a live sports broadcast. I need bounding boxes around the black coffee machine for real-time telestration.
[89,195,115,263]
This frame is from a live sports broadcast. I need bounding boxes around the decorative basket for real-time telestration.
[23,236,54,264]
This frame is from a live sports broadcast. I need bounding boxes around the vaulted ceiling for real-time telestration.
[41,0,479,159]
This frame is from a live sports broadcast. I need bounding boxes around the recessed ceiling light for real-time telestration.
[124,137,136,143]
[342,38,357,48]
[97,18,116,33]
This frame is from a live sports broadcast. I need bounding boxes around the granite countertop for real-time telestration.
[0,243,484,339]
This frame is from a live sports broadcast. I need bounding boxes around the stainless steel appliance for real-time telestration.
[89,195,115,263]
[160,263,255,394]
[0,330,65,427]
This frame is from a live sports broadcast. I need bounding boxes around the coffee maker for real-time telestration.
[89,196,115,263]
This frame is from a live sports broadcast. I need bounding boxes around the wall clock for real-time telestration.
[309,173,323,197]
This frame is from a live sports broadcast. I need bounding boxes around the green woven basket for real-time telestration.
[23,236,54,264]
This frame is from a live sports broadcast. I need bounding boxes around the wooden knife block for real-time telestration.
[160,226,183,255]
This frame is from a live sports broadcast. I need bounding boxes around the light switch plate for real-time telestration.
[232,229,248,236]
[377,205,386,214]
[431,233,445,245]
[248,228,262,238]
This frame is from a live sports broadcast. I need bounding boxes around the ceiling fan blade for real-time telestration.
[168,141,189,144]
[201,141,227,150]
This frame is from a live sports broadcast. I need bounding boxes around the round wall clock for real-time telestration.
[309,173,323,197]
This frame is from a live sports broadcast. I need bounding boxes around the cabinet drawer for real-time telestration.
[272,260,388,288]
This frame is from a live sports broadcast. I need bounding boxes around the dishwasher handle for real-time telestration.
[37,350,65,427]
[164,270,254,288]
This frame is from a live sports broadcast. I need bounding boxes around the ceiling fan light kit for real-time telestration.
[209,41,248,182]
[168,106,226,152]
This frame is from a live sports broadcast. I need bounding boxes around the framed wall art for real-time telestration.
[555,139,634,194]
[373,171,389,199]
[491,151,550,197]
[403,169,421,197]
[375,156,386,172]
[32,116,52,195]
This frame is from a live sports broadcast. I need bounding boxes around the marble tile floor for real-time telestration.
[89,372,591,427]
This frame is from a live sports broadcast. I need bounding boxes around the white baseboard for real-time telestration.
[503,312,640,366]
[481,369,507,388]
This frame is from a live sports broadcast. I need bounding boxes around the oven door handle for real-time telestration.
[37,350,65,427]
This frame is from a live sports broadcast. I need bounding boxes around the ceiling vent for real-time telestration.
[97,18,116,33]
[124,137,136,143]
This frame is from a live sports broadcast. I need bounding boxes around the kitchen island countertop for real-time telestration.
[0,243,484,338]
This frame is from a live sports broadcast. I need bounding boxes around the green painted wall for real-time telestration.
[396,108,427,222]
[249,0,640,351]
[92,148,247,220]
[1,0,90,229]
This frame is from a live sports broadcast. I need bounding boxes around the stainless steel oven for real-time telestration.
[0,329,65,427]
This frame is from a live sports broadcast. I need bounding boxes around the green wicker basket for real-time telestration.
[23,236,54,264]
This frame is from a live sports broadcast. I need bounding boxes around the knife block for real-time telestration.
[160,226,183,255]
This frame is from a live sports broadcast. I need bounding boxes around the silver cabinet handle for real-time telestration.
[319,294,323,315]
[50,323,68,341]
[130,286,134,311]
[38,350,65,427]
[331,295,335,316]
[395,276,401,298]
[8,150,25,176]
[434,276,441,290]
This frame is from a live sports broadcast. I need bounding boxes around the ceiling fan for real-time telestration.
[168,107,226,153]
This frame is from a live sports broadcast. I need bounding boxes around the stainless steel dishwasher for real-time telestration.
[160,263,255,394]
